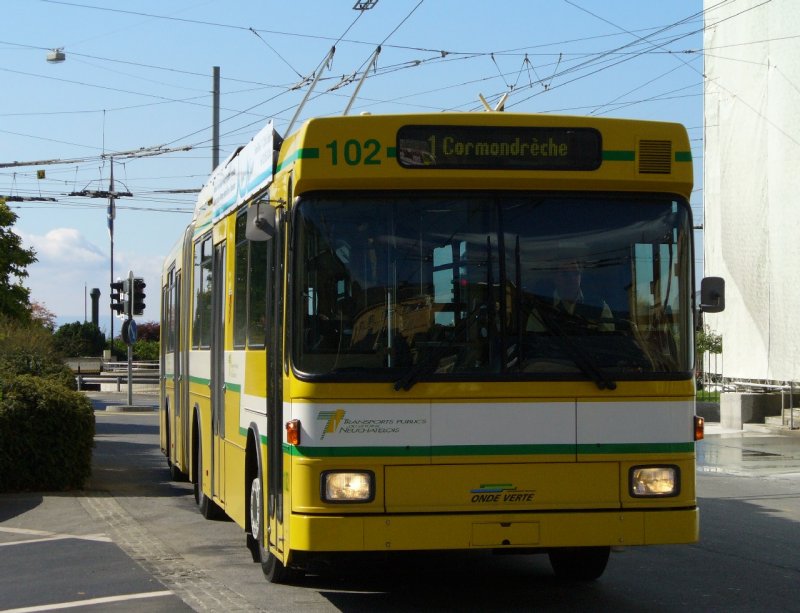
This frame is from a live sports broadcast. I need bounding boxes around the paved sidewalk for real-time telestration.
[699,423,800,479]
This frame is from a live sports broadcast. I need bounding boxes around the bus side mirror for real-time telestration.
[700,276,725,313]
[246,200,275,241]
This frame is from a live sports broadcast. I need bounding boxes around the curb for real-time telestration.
[105,404,158,413]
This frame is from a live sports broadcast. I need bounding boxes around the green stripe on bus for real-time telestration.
[603,150,635,161]
[286,442,690,458]
[675,151,692,162]
[387,146,397,158]
[577,442,694,454]
[188,376,241,392]
[276,147,320,172]
[239,427,269,446]
[431,444,573,456]
[289,445,431,458]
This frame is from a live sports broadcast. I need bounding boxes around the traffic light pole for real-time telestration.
[112,270,142,408]
[127,270,133,407]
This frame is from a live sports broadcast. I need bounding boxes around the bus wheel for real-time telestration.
[165,417,173,470]
[249,474,293,583]
[165,419,183,481]
[548,546,610,581]
[169,460,185,482]
[194,438,223,520]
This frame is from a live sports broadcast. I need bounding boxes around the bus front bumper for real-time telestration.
[288,507,698,552]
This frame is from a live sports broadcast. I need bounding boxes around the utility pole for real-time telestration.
[126,270,133,407]
[212,66,220,170]
[68,158,132,344]
[109,158,116,342]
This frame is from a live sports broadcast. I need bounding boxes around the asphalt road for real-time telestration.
[1,398,799,612]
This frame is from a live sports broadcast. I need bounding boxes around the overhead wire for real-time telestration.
[5,1,746,205]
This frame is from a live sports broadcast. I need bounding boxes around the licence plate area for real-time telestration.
[472,521,540,547]
[385,462,619,513]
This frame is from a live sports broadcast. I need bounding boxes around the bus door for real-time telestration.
[180,227,193,473]
[173,271,186,470]
[211,242,227,503]
[267,209,285,553]
[160,279,169,456]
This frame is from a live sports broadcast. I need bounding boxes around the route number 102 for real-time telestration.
[325,139,382,166]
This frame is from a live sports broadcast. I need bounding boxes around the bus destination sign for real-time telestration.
[397,125,602,171]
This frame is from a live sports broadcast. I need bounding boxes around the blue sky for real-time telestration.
[1,1,710,335]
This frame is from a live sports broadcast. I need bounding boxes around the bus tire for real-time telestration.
[165,413,173,470]
[165,414,184,481]
[548,546,610,581]
[169,459,186,482]
[194,434,223,520]
[249,473,293,583]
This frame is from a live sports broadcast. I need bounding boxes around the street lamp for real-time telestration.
[46,48,66,63]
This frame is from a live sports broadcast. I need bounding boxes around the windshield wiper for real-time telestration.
[394,301,486,391]
[530,297,617,391]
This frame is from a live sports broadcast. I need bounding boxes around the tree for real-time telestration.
[108,322,159,361]
[53,321,107,357]
[696,326,723,355]
[30,301,57,331]
[135,321,160,342]
[0,314,76,389]
[0,199,37,321]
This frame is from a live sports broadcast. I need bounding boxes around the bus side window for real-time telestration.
[247,239,269,348]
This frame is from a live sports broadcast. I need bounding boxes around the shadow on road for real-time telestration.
[0,494,44,522]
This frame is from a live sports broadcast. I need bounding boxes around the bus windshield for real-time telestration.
[293,192,693,383]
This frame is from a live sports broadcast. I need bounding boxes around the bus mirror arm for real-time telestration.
[246,200,277,241]
[699,277,725,313]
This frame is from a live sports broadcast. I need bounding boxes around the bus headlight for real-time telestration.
[629,465,680,497]
[321,471,374,503]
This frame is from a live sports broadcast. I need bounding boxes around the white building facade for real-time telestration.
[703,0,800,384]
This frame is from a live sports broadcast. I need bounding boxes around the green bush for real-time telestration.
[53,321,106,357]
[109,338,159,361]
[0,315,77,390]
[0,375,95,492]
[132,339,159,361]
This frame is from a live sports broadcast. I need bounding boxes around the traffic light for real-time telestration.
[110,280,125,316]
[121,278,132,318]
[132,277,146,316]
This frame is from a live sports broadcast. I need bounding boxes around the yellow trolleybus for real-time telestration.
[160,112,724,582]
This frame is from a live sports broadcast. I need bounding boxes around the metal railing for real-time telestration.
[76,374,159,392]
[74,359,160,394]
[700,349,798,429]
[103,360,159,372]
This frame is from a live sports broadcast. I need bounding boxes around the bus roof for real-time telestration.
[280,113,692,198]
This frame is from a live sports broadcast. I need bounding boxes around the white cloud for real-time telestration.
[21,228,106,265]
[14,228,165,326]
[17,228,109,320]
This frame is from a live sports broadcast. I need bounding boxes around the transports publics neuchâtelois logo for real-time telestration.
[316,409,427,440]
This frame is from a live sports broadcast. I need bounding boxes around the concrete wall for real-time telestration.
[720,393,784,429]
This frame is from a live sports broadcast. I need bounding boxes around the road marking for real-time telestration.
[0,590,173,612]
[0,527,50,536]
[79,493,259,611]
[0,527,112,546]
